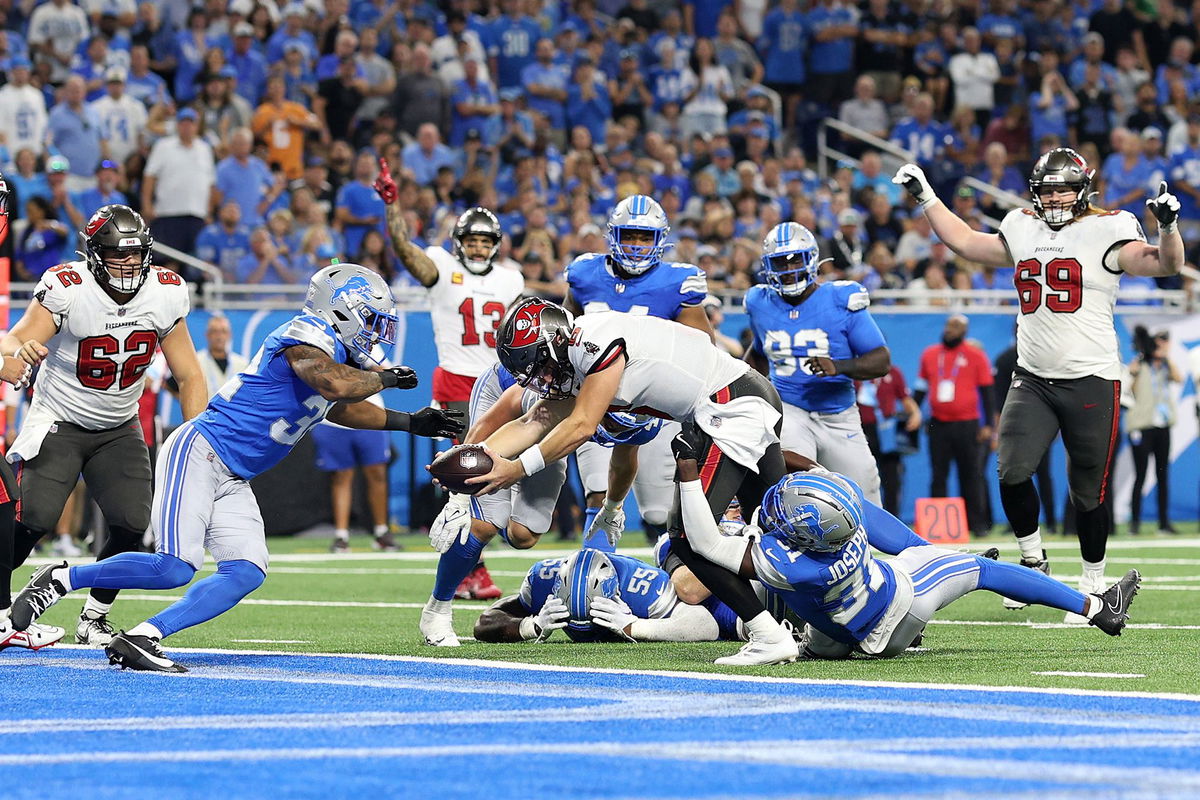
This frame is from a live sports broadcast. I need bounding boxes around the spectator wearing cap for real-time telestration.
[124,45,168,109]
[486,0,542,90]
[394,43,449,139]
[713,10,763,98]
[1142,126,1169,188]
[701,146,739,197]
[757,0,806,126]
[951,183,988,232]
[142,107,215,272]
[90,66,146,165]
[316,30,364,82]
[173,8,218,104]
[522,38,570,143]
[431,10,487,84]
[228,21,268,106]
[48,76,108,192]
[266,4,316,66]
[566,57,611,146]
[44,155,80,259]
[948,28,1000,131]
[70,33,115,102]
[27,0,89,85]
[1028,54,1078,152]
[214,127,276,227]
[823,208,864,278]
[1102,127,1154,218]
[0,57,47,157]
[488,86,534,155]
[681,38,732,140]
[196,199,253,279]
[838,76,889,156]
[290,155,335,215]
[552,23,584,71]
[196,66,249,148]
[69,158,127,224]
[609,47,653,130]
[1126,78,1171,139]
[253,75,322,180]
[1068,32,1118,93]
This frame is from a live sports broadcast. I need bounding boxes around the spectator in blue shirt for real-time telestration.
[487,0,542,89]
[648,9,694,71]
[1102,128,1154,217]
[71,159,127,222]
[758,0,806,122]
[1168,112,1200,244]
[196,200,253,280]
[974,141,1026,215]
[5,149,51,217]
[47,76,106,191]
[236,226,303,291]
[450,57,498,146]
[214,127,275,227]
[14,196,67,281]
[266,5,317,66]
[71,35,113,102]
[1069,32,1119,93]
[806,0,858,107]
[228,22,268,106]
[335,151,386,255]
[174,8,217,104]
[125,45,167,108]
[316,30,366,82]
[649,40,688,113]
[566,57,612,146]
[684,0,732,39]
[1028,66,1078,151]
[889,93,949,168]
[976,0,1024,49]
[522,38,570,139]
[401,123,457,185]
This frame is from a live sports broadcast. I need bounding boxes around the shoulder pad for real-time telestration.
[281,314,339,357]
[832,280,871,311]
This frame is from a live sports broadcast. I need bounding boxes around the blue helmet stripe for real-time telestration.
[570,549,596,622]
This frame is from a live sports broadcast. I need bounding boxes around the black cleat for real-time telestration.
[10,561,69,631]
[1088,569,1141,636]
[105,632,188,673]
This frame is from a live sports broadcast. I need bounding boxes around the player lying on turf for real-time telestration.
[419,358,661,646]
[8,265,463,672]
[474,548,753,644]
[668,427,1141,659]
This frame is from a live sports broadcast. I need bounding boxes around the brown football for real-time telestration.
[428,444,494,496]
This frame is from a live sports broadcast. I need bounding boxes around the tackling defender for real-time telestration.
[9,265,463,672]
[894,150,1182,616]
[746,222,889,504]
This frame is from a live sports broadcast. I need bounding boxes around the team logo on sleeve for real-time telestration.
[507,301,551,348]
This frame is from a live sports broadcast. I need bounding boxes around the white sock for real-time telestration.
[57,533,73,545]
[373,524,388,538]
[1082,558,1106,586]
[82,596,112,618]
[52,565,74,593]
[1084,595,1101,620]
[334,528,350,541]
[1016,530,1043,560]
[425,597,452,614]
[744,610,785,641]
[127,621,163,640]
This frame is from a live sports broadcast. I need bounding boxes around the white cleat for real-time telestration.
[76,612,117,646]
[0,619,66,651]
[714,634,799,666]
[420,606,460,647]
[1064,573,1106,625]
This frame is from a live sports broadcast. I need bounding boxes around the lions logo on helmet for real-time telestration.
[760,222,820,297]
[758,471,864,553]
[607,194,670,275]
[553,548,621,642]
[304,264,400,365]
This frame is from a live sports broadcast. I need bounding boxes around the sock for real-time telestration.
[334,528,350,541]
[744,610,786,641]
[1016,530,1044,560]
[146,560,264,638]
[976,555,1087,615]
[373,524,388,538]
[425,597,452,614]
[431,533,486,602]
[0,501,15,608]
[1082,558,1106,587]
[581,506,615,552]
[69,552,194,592]
[90,525,146,606]
[1074,503,1111,564]
[53,564,74,592]
[82,596,112,617]
[57,533,73,546]
[127,621,163,639]
[1000,480,1041,538]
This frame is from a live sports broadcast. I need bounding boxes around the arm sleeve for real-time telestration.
[861,494,930,555]
[980,383,996,423]
[679,479,750,572]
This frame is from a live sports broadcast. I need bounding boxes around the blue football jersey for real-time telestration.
[746,281,887,414]
[518,557,567,614]
[566,252,708,319]
[193,314,344,479]
[517,554,676,620]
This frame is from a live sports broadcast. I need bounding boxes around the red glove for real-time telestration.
[373,157,398,205]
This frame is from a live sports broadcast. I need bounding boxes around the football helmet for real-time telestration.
[592,411,663,447]
[82,205,153,294]
[553,547,621,642]
[496,298,577,399]
[452,206,502,275]
[606,194,670,274]
[304,264,399,366]
[760,222,820,296]
[1029,147,1094,227]
[758,471,864,553]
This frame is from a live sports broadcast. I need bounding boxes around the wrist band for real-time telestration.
[518,445,545,476]
[379,370,399,389]
[384,409,410,431]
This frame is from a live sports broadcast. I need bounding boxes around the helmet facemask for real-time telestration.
[513,329,576,400]
[1031,182,1088,227]
[607,225,668,274]
[762,249,818,297]
[87,242,152,295]
[455,231,501,275]
[343,299,399,366]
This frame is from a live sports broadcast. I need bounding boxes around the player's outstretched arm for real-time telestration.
[893,164,1010,265]
[376,158,438,287]
[160,322,207,420]
[462,384,527,444]
[327,400,465,437]
[284,345,413,402]
[1121,181,1185,277]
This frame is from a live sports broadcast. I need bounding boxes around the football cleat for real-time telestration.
[1002,550,1050,610]
[10,561,70,630]
[76,611,117,646]
[979,547,1000,560]
[330,537,350,554]
[372,532,401,552]
[105,632,187,673]
[1064,572,1108,625]
[419,605,460,647]
[1087,569,1141,636]
[714,633,799,666]
[0,619,65,651]
[52,536,83,557]
[455,563,502,600]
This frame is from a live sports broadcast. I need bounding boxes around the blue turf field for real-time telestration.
[2,647,1198,800]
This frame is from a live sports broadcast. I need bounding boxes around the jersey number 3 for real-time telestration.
[77,331,158,391]
[459,298,506,347]
[1015,257,1082,314]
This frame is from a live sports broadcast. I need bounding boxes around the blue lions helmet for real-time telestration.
[758,471,864,553]
[304,264,399,366]
[552,548,621,642]
[606,194,670,274]
[760,222,820,297]
[592,411,663,447]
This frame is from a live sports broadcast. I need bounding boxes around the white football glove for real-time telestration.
[590,595,638,642]
[589,499,625,547]
[1146,180,1181,235]
[429,492,472,554]
[519,594,569,641]
[892,163,937,208]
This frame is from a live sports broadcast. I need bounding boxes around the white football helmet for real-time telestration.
[303,264,399,366]
[606,194,670,274]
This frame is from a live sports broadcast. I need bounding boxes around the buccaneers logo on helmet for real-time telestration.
[507,300,551,348]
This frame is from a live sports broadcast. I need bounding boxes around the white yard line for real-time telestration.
[1032,671,1147,679]
[928,619,1200,630]
[113,594,492,609]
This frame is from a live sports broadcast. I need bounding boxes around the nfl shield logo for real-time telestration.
[460,451,478,470]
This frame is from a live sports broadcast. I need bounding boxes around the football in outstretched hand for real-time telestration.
[428,444,494,495]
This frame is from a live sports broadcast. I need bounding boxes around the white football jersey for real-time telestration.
[17,262,190,442]
[426,246,525,378]
[566,312,749,421]
[999,207,1145,380]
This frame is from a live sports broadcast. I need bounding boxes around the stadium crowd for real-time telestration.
[0,0,1195,303]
